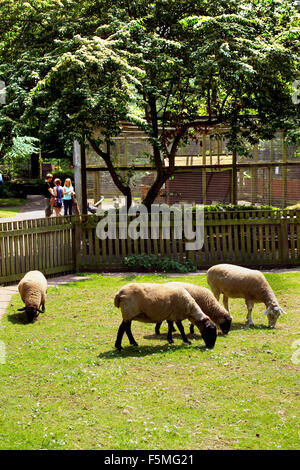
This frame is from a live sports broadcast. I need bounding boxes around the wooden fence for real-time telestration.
[0,210,299,284]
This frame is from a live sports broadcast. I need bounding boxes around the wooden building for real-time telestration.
[74,123,300,210]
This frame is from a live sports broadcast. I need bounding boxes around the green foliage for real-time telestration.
[0,0,299,204]
[203,203,281,212]
[122,253,196,272]
[0,136,39,179]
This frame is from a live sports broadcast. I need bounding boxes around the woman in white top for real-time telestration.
[62,178,74,215]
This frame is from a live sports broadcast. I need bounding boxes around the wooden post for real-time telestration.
[73,140,83,212]
[217,136,221,165]
[282,132,287,208]
[202,167,206,205]
[202,134,207,204]
[232,150,237,205]
[268,166,272,206]
[251,166,257,204]
[269,140,274,205]
[81,141,88,214]
[72,217,82,271]
[280,217,289,263]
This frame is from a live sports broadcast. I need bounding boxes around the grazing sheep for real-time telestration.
[207,264,287,328]
[155,282,232,337]
[17,270,48,322]
[114,283,217,350]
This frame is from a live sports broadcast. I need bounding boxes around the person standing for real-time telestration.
[62,178,74,215]
[52,178,63,217]
[43,173,54,218]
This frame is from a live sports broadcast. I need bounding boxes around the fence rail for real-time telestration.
[0,210,299,284]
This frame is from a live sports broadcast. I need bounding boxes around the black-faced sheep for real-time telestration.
[17,270,48,322]
[114,283,217,350]
[155,281,232,337]
[207,264,287,327]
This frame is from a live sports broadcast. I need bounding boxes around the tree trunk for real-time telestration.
[88,137,133,210]
[31,153,40,179]
[142,170,170,211]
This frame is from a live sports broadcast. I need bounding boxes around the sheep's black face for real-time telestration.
[26,308,39,323]
[200,320,217,349]
[220,316,232,335]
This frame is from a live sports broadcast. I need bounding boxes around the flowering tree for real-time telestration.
[0,0,299,209]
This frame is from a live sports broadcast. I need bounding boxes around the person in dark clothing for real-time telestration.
[43,173,54,218]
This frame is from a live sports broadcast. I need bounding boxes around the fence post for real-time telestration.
[72,216,82,271]
[232,150,237,205]
[279,214,289,263]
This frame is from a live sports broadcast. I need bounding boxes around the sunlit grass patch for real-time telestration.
[0,272,299,450]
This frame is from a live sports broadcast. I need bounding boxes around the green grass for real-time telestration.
[0,272,299,450]
[0,198,26,207]
[0,198,26,218]
[0,207,21,218]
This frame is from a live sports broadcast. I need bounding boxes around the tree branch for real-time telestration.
[88,137,132,208]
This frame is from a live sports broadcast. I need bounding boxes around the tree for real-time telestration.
[0,0,299,209]
[0,136,40,178]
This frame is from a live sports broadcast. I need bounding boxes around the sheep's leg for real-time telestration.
[156,321,176,336]
[125,321,138,347]
[115,321,128,351]
[245,300,254,326]
[167,321,174,344]
[176,321,192,344]
[189,323,194,335]
[223,295,229,313]
[211,287,220,302]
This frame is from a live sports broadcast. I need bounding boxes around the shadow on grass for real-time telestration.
[6,311,43,325]
[230,321,270,331]
[6,312,28,324]
[143,332,202,342]
[99,341,209,359]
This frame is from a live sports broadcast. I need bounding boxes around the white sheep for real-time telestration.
[17,270,48,322]
[155,281,232,337]
[114,282,217,350]
[207,264,287,327]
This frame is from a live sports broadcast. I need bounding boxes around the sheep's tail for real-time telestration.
[114,292,122,308]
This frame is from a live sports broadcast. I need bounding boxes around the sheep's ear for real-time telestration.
[17,307,26,311]
[279,307,287,315]
[263,307,269,316]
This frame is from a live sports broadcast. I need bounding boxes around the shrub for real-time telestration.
[122,254,197,273]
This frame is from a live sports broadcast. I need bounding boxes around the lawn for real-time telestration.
[0,272,299,450]
[0,198,26,218]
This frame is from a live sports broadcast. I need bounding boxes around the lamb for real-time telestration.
[114,282,217,350]
[207,264,287,328]
[155,281,232,337]
[17,270,48,322]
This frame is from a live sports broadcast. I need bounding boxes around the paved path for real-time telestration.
[0,194,45,222]
[0,195,119,223]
